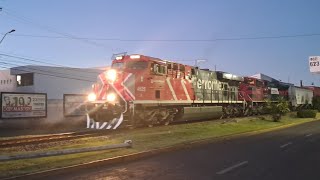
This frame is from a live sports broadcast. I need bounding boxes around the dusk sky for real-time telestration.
[1,0,320,86]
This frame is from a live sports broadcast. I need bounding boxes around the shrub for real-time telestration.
[265,97,290,122]
[297,110,317,118]
[312,96,320,112]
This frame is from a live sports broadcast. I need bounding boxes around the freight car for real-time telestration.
[288,86,313,108]
[85,54,313,129]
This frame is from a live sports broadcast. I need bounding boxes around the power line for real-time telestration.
[0,51,197,68]
[0,59,99,81]
[0,61,96,82]
[3,32,320,42]
[0,53,106,74]
[1,8,112,49]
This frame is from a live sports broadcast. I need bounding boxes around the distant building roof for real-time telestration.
[9,65,106,76]
[251,73,294,86]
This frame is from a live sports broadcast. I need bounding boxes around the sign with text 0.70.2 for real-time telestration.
[309,56,320,73]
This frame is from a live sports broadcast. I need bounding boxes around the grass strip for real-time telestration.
[0,113,318,178]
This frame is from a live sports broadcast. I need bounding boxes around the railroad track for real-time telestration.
[0,130,114,148]
[0,114,265,148]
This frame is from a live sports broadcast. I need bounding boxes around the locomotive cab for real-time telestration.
[86,55,150,128]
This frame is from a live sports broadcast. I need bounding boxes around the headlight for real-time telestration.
[88,93,97,102]
[106,69,117,82]
[106,93,116,102]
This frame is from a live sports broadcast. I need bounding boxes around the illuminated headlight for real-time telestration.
[105,69,117,82]
[88,93,97,102]
[106,93,116,102]
[115,56,123,60]
[130,54,140,59]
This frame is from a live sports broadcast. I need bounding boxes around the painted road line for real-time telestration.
[305,134,313,137]
[280,142,292,149]
[216,161,248,175]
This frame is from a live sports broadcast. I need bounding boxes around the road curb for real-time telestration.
[5,119,319,180]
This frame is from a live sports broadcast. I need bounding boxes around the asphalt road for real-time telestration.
[33,120,320,180]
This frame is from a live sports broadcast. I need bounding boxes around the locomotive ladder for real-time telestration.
[238,91,253,115]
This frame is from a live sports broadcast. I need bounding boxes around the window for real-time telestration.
[17,73,34,86]
[191,68,196,75]
[155,90,160,99]
[111,62,124,69]
[180,65,185,72]
[126,61,148,70]
[159,65,166,74]
[152,63,166,75]
[173,63,178,70]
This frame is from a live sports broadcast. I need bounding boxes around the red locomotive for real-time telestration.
[86,54,313,129]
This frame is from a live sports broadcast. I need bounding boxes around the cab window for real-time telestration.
[111,62,124,69]
[126,61,148,70]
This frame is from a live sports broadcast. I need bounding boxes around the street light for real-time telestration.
[0,29,15,45]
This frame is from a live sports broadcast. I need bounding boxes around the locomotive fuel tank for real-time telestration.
[178,106,223,121]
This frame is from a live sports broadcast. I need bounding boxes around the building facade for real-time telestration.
[0,69,16,92]
[0,65,105,127]
[2,65,105,99]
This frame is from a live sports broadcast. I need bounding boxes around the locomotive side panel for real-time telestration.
[239,77,265,102]
[192,69,224,102]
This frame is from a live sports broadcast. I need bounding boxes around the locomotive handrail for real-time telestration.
[239,91,253,102]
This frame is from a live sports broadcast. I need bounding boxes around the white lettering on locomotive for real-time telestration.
[196,79,220,90]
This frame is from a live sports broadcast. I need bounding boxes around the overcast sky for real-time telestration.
[1,0,320,86]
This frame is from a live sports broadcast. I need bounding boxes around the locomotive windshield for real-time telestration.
[111,62,124,69]
[126,61,148,70]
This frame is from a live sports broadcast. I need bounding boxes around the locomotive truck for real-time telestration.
[86,54,313,129]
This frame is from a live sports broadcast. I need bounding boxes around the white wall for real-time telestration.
[34,73,94,99]
[10,66,104,99]
[0,66,104,127]
[0,69,16,92]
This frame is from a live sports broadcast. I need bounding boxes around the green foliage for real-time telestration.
[297,109,317,118]
[312,96,320,112]
[265,97,290,122]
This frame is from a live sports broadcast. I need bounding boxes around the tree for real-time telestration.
[265,97,290,122]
